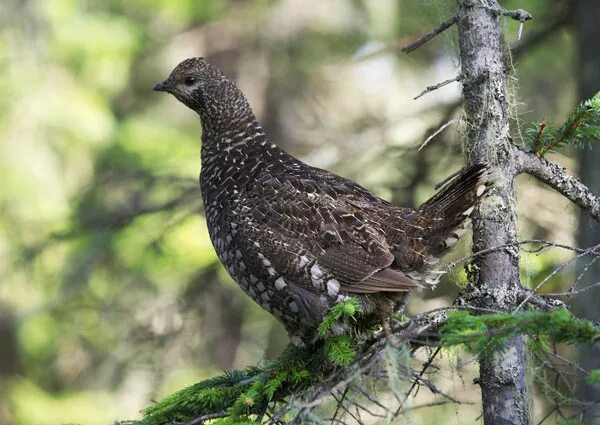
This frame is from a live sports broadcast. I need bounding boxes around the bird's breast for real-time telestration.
[203,201,329,334]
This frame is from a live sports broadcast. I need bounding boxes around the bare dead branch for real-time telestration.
[398,15,458,54]
[537,407,558,425]
[355,15,458,62]
[514,146,600,221]
[417,119,457,151]
[443,239,589,273]
[515,244,600,311]
[411,373,463,404]
[414,76,461,100]
[343,394,387,418]
[331,388,349,424]
[545,281,600,297]
[350,385,389,412]
[404,400,470,412]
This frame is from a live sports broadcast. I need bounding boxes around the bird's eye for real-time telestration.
[184,76,197,86]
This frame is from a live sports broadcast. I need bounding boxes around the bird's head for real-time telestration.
[154,57,249,125]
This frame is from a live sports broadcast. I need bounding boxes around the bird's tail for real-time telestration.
[418,163,495,253]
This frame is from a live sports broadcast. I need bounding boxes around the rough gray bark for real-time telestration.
[575,0,600,419]
[456,1,530,424]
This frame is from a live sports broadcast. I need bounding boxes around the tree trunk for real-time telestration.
[575,0,600,419]
[456,1,530,424]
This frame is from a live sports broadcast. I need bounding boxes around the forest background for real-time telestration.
[0,0,598,424]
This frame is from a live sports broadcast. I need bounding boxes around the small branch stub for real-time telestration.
[502,8,532,40]
[414,75,461,100]
[502,8,533,23]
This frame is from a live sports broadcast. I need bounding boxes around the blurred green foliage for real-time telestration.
[0,0,591,424]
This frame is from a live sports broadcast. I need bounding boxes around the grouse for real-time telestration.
[154,57,493,345]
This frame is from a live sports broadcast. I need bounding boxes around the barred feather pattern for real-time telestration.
[155,58,494,343]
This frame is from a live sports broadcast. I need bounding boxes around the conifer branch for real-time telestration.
[440,310,600,352]
[127,303,598,425]
[525,92,600,156]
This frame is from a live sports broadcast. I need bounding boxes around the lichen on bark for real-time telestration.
[456,0,530,424]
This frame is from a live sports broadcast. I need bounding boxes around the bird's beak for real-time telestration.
[153,81,170,92]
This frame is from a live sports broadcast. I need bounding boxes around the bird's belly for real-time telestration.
[204,206,327,336]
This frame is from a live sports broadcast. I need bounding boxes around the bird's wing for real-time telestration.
[246,170,421,294]
[317,243,421,293]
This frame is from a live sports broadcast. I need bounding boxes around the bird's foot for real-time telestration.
[382,316,400,348]
[290,335,307,348]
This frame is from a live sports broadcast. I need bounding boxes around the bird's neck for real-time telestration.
[199,109,272,162]
[199,110,290,203]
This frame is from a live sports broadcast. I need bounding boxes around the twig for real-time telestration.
[532,122,547,154]
[328,394,362,424]
[537,407,557,425]
[443,239,588,273]
[568,256,600,296]
[529,335,579,394]
[515,245,598,311]
[414,75,460,100]
[331,387,349,424]
[404,400,471,412]
[392,346,441,419]
[185,411,228,425]
[514,146,600,221]
[351,385,389,412]
[545,281,600,297]
[418,119,457,151]
[537,339,589,376]
[355,15,458,61]
[295,355,378,410]
[344,394,387,418]
[411,373,463,404]
[398,15,458,54]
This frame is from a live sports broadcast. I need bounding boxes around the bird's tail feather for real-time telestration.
[418,163,495,251]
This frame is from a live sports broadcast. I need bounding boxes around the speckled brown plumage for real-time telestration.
[154,58,494,344]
